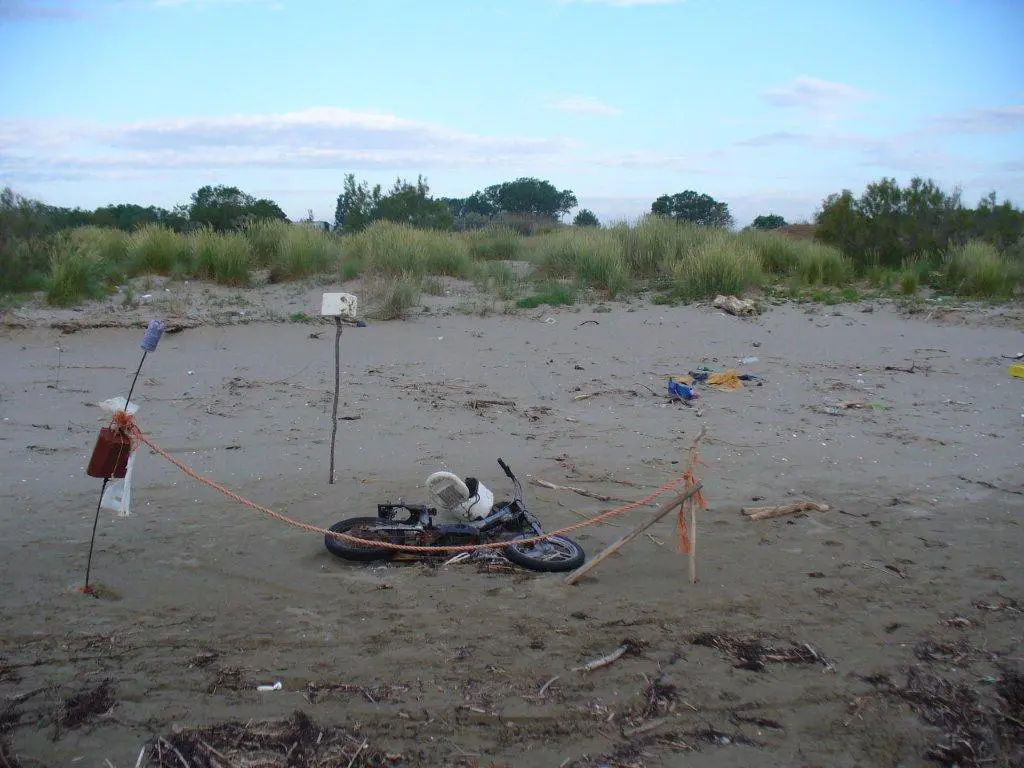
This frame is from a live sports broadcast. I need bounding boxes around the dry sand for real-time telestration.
[1,281,1022,767]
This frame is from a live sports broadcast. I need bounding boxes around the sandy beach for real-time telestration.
[1,283,1022,767]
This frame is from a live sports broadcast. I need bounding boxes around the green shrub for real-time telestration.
[611,215,685,277]
[272,226,341,280]
[467,227,522,260]
[127,225,188,276]
[866,264,896,289]
[741,229,803,275]
[245,219,290,266]
[795,242,853,286]
[474,261,520,299]
[898,268,919,295]
[69,226,128,267]
[841,286,861,302]
[363,272,421,320]
[0,237,51,293]
[45,238,108,306]
[516,281,576,308]
[422,238,473,278]
[668,232,763,299]
[532,229,630,297]
[346,221,471,278]
[940,240,1016,298]
[339,253,363,281]
[189,229,252,285]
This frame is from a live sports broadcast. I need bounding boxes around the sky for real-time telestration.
[1,0,1022,227]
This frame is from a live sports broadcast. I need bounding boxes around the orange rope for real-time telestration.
[127,422,694,554]
[676,441,707,554]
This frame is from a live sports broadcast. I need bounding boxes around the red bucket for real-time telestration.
[86,427,132,479]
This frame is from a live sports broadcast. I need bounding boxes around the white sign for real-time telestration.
[320,292,358,319]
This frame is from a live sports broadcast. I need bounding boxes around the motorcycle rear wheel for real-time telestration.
[324,517,397,561]
[504,535,585,572]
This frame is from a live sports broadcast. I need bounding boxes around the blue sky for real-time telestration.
[1,0,1022,226]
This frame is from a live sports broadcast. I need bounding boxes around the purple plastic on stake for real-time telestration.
[140,319,165,352]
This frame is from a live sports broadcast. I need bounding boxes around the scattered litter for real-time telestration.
[739,356,759,364]
[668,378,697,401]
[256,681,283,692]
[1009,363,1024,378]
[98,396,139,416]
[707,370,742,392]
[712,295,757,316]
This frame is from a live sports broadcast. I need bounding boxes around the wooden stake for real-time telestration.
[689,501,697,584]
[564,483,702,585]
[684,425,707,585]
[328,316,342,485]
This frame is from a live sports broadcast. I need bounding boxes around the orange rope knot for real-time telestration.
[110,410,141,451]
[675,448,707,554]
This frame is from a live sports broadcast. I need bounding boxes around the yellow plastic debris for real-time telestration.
[707,370,742,392]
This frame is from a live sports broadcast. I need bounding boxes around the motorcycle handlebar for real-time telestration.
[497,457,515,480]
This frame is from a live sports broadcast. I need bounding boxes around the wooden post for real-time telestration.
[328,316,342,485]
[564,482,703,586]
[689,501,697,584]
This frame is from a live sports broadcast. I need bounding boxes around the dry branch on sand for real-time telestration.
[54,680,117,736]
[530,478,636,504]
[690,632,835,672]
[864,665,1024,768]
[741,501,830,520]
[144,710,400,768]
[574,637,649,673]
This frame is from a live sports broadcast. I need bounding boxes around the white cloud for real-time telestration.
[762,76,873,120]
[0,108,572,182]
[927,105,1024,135]
[551,95,622,116]
[595,149,718,173]
[735,131,881,151]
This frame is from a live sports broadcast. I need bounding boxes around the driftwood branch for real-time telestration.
[531,478,634,504]
[574,644,629,672]
[538,675,560,697]
[469,399,516,409]
[742,502,830,520]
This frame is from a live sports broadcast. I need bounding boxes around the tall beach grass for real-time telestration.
[343,221,472,279]
[939,241,1017,298]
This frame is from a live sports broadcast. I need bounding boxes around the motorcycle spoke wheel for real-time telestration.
[504,535,585,572]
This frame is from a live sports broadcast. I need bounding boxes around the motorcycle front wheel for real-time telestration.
[504,535,585,572]
[324,517,397,562]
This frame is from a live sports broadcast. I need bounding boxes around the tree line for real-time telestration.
[3,174,1022,273]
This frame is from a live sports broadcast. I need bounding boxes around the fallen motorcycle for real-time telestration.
[324,458,585,572]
